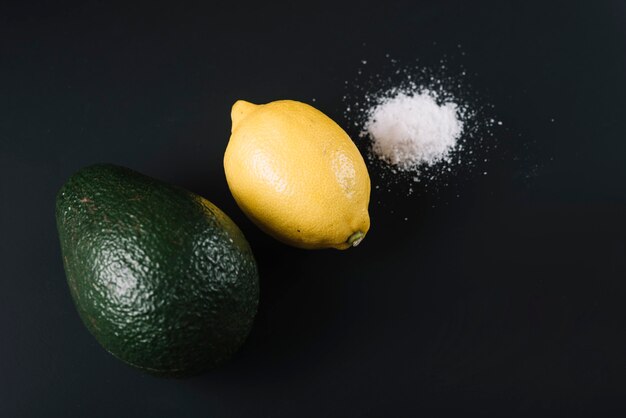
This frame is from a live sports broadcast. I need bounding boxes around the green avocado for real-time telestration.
[55,164,259,376]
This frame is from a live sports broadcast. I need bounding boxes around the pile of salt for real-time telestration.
[363,91,463,170]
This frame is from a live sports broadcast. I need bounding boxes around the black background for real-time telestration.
[2,1,626,416]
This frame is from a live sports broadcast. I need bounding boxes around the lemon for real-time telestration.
[223,100,371,250]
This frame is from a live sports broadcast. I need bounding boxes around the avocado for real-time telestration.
[55,164,259,376]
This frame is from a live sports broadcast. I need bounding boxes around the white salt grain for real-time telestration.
[363,91,463,170]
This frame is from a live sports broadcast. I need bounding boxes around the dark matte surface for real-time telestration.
[1,1,625,416]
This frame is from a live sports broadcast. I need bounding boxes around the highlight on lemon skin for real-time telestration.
[224,99,371,250]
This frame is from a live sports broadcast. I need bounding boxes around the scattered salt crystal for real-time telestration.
[363,91,463,170]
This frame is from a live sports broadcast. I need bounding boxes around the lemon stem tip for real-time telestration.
[348,231,365,247]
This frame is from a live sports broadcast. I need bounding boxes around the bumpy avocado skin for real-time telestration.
[55,164,259,376]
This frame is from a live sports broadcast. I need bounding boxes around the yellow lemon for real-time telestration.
[223,100,371,250]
